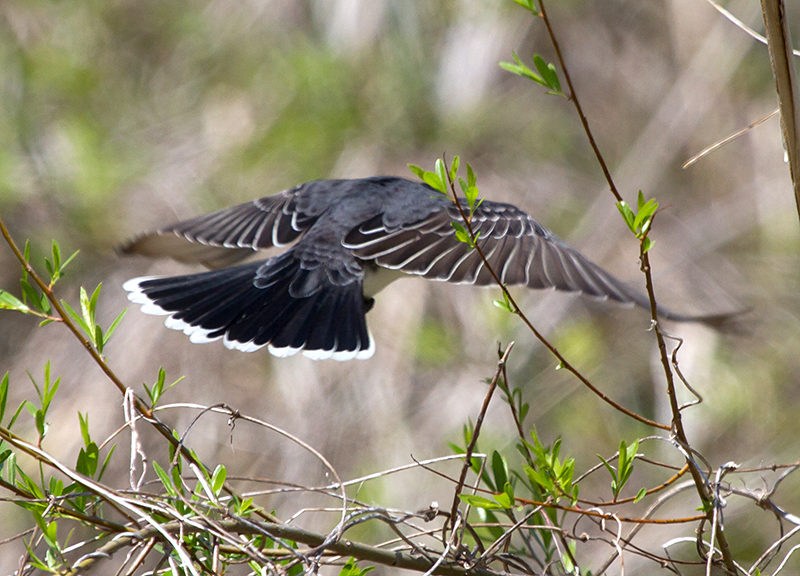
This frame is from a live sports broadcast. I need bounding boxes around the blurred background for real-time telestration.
[1,0,799,573]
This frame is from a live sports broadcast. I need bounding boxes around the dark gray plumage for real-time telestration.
[121,176,691,360]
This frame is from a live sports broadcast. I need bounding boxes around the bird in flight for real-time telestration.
[121,176,705,360]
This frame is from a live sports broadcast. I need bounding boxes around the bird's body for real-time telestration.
[122,176,688,360]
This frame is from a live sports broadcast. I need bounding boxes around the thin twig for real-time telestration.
[448,342,514,531]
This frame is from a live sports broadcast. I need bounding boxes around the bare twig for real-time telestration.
[448,342,514,531]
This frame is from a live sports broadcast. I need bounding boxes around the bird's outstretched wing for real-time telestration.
[118,187,317,268]
[344,200,651,308]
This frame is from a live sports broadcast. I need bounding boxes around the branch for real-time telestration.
[67,518,500,576]
[760,0,800,219]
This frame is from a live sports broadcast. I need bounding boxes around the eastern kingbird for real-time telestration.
[121,176,705,360]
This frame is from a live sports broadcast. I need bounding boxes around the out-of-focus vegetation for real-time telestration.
[1,0,800,574]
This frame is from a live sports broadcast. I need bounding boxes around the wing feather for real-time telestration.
[119,187,316,268]
[345,199,646,305]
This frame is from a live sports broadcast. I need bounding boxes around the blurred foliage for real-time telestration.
[1,0,800,573]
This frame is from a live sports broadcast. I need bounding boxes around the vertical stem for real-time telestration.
[639,245,737,574]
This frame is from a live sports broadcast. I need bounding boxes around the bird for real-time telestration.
[121,176,714,360]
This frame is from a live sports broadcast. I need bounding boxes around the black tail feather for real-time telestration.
[123,255,374,360]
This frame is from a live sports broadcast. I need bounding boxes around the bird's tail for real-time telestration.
[123,254,374,360]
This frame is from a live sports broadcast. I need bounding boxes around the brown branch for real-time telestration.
[760,0,800,219]
[639,238,737,574]
[66,518,500,576]
[538,0,623,203]
[448,343,514,531]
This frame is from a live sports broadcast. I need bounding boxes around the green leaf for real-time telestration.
[97,444,116,482]
[634,487,647,503]
[422,171,445,194]
[211,465,227,496]
[44,257,54,281]
[524,465,553,491]
[95,325,104,354]
[492,491,513,509]
[435,159,448,190]
[20,279,43,312]
[79,287,95,341]
[533,55,561,92]
[0,290,32,314]
[408,164,425,180]
[0,372,7,425]
[466,163,476,189]
[493,290,514,313]
[450,221,473,246]
[491,451,509,492]
[60,249,80,273]
[22,240,30,280]
[465,186,480,213]
[458,493,505,510]
[499,52,545,86]
[102,309,127,346]
[78,413,91,446]
[597,454,617,483]
[76,443,99,477]
[512,0,540,14]
[616,201,636,234]
[339,557,375,576]
[152,461,178,497]
[32,511,58,549]
[449,155,460,183]
[61,300,91,336]
[642,237,655,253]
[51,241,61,273]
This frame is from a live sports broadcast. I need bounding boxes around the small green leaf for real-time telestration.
[422,172,445,194]
[78,413,91,446]
[491,451,509,490]
[0,372,7,424]
[211,465,227,496]
[616,201,636,234]
[339,557,375,576]
[524,465,553,491]
[94,325,104,354]
[61,300,91,336]
[51,241,61,272]
[0,291,31,313]
[32,512,57,549]
[79,287,94,337]
[642,237,655,253]
[465,186,480,213]
[60,249,80,273]
[102,309,127,345]
[533,55,561,92]
[20,279,42,310]
[512,0,540,14]
[450,221,473,246]
[449,155,460,183]
[598,454,617,483]
[493,290,514,313]
[44,258,54,280]
[408,164,425,180]
[459,493,505,510]
[435,159,448,190]
[152,461,178,497]
[493,489,513,509]
[634,487,647,503]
